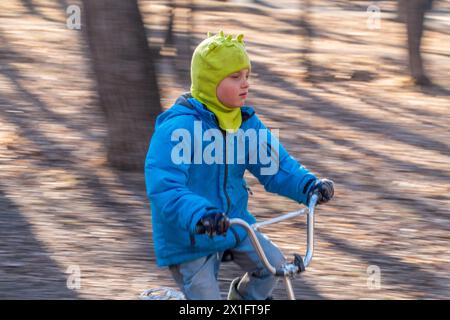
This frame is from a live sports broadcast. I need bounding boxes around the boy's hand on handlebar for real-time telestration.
[196,213,230,237]
[309,178,334,205]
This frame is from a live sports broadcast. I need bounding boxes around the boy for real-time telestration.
[145,31,334,300]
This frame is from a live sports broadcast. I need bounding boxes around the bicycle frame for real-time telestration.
[228,194,319,300]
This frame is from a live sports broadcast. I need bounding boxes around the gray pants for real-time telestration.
[169,231,286,300]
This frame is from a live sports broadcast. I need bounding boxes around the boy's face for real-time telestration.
[216,68,250,108]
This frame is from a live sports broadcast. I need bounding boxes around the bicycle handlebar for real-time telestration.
[195,195,319,300]
[229,194,318,275]
[196,194,319,273]
[304,193,318,268]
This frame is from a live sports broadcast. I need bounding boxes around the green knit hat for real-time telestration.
[190,31,251,132]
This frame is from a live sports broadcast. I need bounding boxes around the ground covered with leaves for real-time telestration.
[0,0,449,299]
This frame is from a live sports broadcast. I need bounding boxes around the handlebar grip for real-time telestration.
[195,215,231,235]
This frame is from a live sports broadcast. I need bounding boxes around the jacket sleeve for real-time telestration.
[247,115,317,206]
[145,117,220,233]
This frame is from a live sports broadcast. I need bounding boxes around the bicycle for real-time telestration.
[140,194,319,300]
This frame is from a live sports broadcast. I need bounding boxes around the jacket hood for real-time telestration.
[154,93,200,129]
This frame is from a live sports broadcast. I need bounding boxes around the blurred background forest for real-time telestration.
[0,0,449,299]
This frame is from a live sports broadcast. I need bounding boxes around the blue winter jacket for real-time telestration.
[145,93,317,267]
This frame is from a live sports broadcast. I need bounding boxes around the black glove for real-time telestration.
[308,178,334,205]
[196,213,230,237]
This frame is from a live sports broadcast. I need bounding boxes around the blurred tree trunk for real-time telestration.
[165,0,175,45]
[300,0,315,81]
[398,0,434,85]
[83,0,162,170]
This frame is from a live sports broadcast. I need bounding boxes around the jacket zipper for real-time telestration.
[221,129,231,215]
[220,112,254,214]
[190,129,231,247]
[190,113,254,247]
